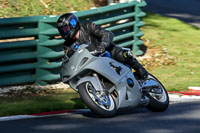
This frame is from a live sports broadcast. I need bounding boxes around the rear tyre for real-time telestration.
[78,82,117,117]
[146,74,169,112]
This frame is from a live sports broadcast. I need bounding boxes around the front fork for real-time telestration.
[92,73,109,95]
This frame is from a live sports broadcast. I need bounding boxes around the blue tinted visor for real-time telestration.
[63,17,78,35]
[70,19,77,28]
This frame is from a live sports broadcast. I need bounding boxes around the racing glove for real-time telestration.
[96,42,106,53]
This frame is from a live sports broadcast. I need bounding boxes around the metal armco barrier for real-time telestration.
[0,0,146,86]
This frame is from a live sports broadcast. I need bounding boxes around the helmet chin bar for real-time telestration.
[70,29,76,38]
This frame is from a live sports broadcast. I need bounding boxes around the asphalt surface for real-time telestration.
[144,0,200,28]
[1,101,200,133]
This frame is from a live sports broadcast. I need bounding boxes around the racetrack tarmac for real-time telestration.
[144,0,200,28]
[1,101,200,133]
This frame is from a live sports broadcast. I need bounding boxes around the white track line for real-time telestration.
[0,109,90,122]
[188,86,200,91]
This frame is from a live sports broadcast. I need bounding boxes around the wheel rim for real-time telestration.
[85,82,115,111]
[147,75,167,103]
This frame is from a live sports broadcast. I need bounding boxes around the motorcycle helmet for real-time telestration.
[57,13,80,40]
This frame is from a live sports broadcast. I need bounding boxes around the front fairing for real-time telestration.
[60,44,94,82]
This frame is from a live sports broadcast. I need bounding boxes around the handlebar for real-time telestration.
[90,50,104,55]
[90,50,111,58]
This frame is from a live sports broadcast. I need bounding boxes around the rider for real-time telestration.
[57,13,148,80]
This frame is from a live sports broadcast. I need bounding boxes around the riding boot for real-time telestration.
[130,57,148,80]
[115,47,148,80]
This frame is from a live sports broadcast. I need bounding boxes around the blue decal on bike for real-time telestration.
[72,43,80,51]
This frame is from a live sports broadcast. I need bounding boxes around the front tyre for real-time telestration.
[78,82,117,117]
[146,74,169,112]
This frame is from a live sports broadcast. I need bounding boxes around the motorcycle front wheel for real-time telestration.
[78,82,117,117]
[146,74,169,112]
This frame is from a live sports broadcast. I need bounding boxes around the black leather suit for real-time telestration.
[64,22,128,64]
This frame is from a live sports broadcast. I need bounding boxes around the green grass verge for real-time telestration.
[142,13,200,91]
[0,0,95,18]
[0,89,86,117]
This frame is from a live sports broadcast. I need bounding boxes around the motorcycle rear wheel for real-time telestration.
[78,82,117,117]
[146,74,169,112]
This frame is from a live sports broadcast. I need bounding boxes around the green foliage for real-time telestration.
[142,13,200,91]
[0,0,95,18]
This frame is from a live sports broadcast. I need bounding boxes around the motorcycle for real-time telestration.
[61,44,169,117]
